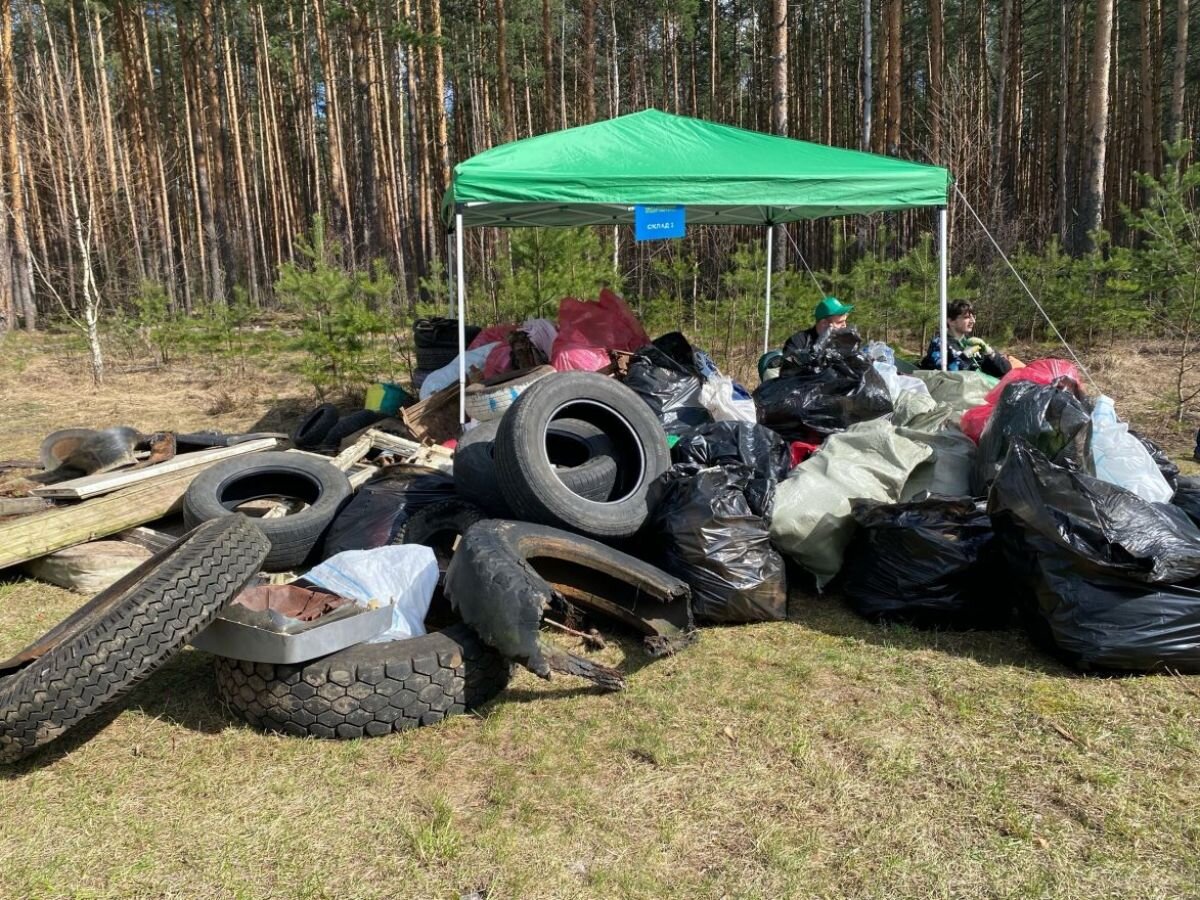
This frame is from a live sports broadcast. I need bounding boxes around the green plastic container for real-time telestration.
[365,382,412,416]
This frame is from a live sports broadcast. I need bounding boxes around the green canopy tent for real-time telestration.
[442,109,954,418]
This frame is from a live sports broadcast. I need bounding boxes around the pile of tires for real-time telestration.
[453,371,671,539]
[413,317,481,388]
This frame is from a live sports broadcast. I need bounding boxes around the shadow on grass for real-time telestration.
[784,567,1072,677]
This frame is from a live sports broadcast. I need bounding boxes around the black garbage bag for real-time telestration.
[321,472,456,558]
[841,497,1008,628]
[972,377,1093,495]
[988,440,1200,672]
[1172,475,1200,527]
[1133,431,1180,490]
[624,342,711,435]
[670,422,789,520]
[752,329,892,439]
[648,464,787,624]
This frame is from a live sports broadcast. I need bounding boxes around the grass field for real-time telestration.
[1,333,1198,899]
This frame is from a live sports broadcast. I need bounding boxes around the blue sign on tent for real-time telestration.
[634,205,686,241]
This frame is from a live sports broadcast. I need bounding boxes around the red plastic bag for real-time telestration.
[960,358,1081,443]
[551,288,651,372]
[789,441,821,468]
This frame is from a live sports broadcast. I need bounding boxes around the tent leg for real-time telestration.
[456,214,468,424]
[763,226,774,355]
[938,208,949,372]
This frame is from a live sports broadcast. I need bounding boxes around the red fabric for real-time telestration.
[550,288,651,372]
[959,358,1081,443]
[789,441,821,468]
[469,323,516,351]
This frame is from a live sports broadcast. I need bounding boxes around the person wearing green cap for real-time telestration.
[781,296,855,356]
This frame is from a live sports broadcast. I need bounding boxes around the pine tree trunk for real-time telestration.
[861,0,872,152]
[928,0,943,163]
[496,0,515,142]
[1077,0,1114,254]
[1170,0,1189,143]
[582,0,596,122]
[3,0,35,328]
[884,0,901,155]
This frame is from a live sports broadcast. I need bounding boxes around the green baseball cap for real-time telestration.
[814,296,854,320]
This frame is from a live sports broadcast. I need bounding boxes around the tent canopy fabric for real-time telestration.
[443,109,951,230]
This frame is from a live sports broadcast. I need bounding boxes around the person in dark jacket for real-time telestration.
[781,297,854,357]
[920,301,1011,376]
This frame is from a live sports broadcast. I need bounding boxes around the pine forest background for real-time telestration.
[1,0,1199,376]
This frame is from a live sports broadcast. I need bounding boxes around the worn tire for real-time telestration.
[415,345,461,371]
[495,372,670,538]
[463,366,555,422]
[38,427,97,471]
[0,518,269,763]
[454,418,620,515]
[319,409,387,451]
[292,404,339,450]
[213,623,510,739]
[402,498,486,569]
[183,451,352,571]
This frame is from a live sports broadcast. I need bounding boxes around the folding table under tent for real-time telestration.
[442,108,954,420]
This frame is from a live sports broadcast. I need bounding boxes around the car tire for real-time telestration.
[318,409,387,451]
[213,623,510,739]
[454,418,620,515]
[292,404,339,450]
[495,373,669,538]
[463,366,555,422]
[183,451,353,571]
[0,518,269,762]
[402,498,486,570]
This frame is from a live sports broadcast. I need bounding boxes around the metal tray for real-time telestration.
[191,601,394,664]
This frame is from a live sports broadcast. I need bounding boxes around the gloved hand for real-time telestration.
[963,337,992,357]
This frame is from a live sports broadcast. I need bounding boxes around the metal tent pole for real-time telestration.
[456,212,468,423]
[938,208,949,372]
[763,226,774,354]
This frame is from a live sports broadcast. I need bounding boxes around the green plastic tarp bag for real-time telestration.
[770,420,932,589]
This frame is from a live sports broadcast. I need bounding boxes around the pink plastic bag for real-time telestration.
[482,343,513,378]
[960,358,1081,443]
[551,288,651,372]
[469,323,516,351]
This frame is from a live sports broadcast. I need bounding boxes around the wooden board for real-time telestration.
[31,438,279,500]
[0,468,202,570]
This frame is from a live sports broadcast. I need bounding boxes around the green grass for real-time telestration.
[2,336,1199,898]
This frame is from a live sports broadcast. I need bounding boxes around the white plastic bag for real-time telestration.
[1090,395,1174,504]
[419,342,500,400]
[305,545,439,642]
[700,375,757,423]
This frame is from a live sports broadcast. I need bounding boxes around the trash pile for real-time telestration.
[2,291,1197,764]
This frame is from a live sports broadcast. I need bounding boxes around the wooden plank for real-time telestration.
[347,463,379,489]
[0,497,52,518]
[0,468,203,570]
[332,433,373,470]
[365,429,454,475]
[31,438,279,500]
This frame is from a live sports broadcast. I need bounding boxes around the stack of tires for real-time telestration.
[413,318,481,390]
[451,371,671,540]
